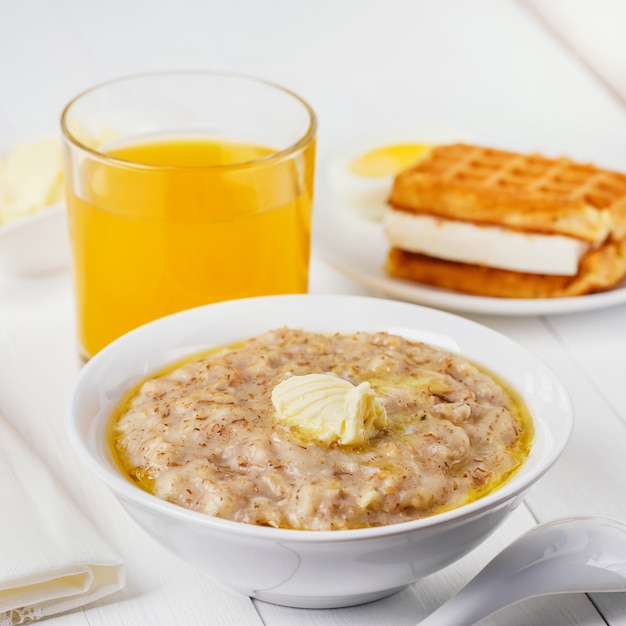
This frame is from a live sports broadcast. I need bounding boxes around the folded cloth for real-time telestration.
[0,416,125,625]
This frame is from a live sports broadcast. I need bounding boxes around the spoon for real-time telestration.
[418,516,626,625]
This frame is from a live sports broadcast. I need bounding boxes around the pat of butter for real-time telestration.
[0,138,64,225]
[384,209,590,276]
[271,373,388,446]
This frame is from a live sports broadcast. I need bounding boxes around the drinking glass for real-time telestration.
[61,71,317,360]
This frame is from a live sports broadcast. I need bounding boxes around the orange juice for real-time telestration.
[66,136,315,359]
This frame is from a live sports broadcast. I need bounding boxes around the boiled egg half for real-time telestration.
[328,138,433,220]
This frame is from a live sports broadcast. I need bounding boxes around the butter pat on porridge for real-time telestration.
[272,373,388,446]
[112,328,533,530]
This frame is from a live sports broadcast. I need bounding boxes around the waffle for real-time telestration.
[388,143,626,243]
[384,143,626,298]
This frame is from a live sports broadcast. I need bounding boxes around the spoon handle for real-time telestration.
[417,575,526,625]
[417,516,626,625]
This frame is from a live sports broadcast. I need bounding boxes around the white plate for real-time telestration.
[313,185,626,317]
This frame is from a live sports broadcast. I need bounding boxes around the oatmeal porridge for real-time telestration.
[112,328,533,530]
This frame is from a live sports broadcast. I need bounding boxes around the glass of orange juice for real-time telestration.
[61,71,317,360]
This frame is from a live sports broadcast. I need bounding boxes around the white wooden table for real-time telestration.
[2,1,626,624]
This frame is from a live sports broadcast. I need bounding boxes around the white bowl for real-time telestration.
[0,203,70,276]
[66,294,573,608]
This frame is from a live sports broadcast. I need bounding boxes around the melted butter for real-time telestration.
[366,364,534,510]
[107,343,236,491]
[271,373,388,446]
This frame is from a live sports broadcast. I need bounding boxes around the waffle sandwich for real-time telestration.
[384,143,626,298]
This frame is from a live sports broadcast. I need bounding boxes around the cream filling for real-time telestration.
[384,209,590,276]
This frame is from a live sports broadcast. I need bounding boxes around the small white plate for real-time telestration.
[0,203,71,277]
[313,186,626,317]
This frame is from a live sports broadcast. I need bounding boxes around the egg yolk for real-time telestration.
[348,144,432,178]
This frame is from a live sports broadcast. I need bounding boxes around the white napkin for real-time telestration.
[0,416,125,625]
